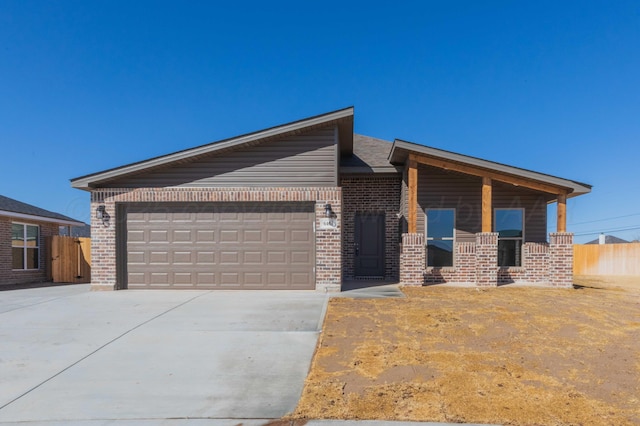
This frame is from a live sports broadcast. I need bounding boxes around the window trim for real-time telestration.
[494,208,525,267]
[11,222,40,271]
[425,208,456,268]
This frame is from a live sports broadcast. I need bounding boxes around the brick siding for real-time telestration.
[549,232,574,287]
[90,187,342,292]
[341,176,401,280]
[400,231,572,287]
[0,217,59,286]
[400,233,425,286]
[425,242,476,284]
[475,232,499,286]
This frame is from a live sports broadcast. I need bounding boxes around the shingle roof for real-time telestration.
[339,134,399,172]
[585,235,630,244]
[0,195,83,225]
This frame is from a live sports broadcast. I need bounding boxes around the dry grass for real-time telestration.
[291,284,640,425]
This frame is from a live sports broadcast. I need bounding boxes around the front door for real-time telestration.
[354,213,385,277]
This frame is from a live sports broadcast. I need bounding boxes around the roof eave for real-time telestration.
[0,210,85,227]
[389,139,592,197]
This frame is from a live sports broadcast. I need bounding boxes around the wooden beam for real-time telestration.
[557,193,567,233]
[408,155,418,233]
[482,177,492,232]
[411,153,569,195]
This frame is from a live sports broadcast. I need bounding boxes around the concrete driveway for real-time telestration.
[0,284,328,424]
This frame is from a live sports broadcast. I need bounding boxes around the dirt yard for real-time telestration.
[291,283,640,425]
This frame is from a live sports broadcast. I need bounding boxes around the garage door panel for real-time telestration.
[196,230,215,242]
[149,230,169,242]
[149,251,169,264]
[220,251,239,264]
[125,203,315,289]
[196,251,215,265]
[220,230,239,242]
[243,229,262,242]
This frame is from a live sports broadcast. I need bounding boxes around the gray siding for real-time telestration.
[102,127,338,188]
[415,165,550,242]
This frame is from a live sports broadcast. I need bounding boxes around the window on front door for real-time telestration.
[495,209,524,267]
[426,209,455,267]
[12,223,40,270]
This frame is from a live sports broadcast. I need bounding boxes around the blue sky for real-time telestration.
[1,0,639,243]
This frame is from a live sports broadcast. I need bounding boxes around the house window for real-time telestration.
[426,209,455,267]
[12,223,40,270]
[495,209,524,267]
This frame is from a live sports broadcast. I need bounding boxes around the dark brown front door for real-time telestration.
[354,213,385,277]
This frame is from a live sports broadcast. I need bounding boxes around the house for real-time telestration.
[0,195,85,286]
[585,234,629,245]
[70,107,591,291]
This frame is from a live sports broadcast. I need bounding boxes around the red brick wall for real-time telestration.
[0,217,58,286]
[475,232,499,286]
[341,176,401,280]
[497,242,550,284]
[549,232,574,287]
[400,233,425,286]
[425,242,477,284]
[90,187,342,291]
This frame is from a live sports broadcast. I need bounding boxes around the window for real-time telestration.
[495,209,524,267]
[12,223,40,270]
[426,209,455,267]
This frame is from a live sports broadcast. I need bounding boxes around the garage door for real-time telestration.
[123,203,315,290]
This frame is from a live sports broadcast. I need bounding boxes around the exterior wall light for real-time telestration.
[96,205,106,220]
[324,204,333,218]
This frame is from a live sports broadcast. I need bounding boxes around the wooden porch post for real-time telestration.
[482,177,492,233]
[408,155,418,233]
[557,193,567,233]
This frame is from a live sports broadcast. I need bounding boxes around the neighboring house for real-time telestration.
[71,107,591,291]
[59,223,91,238]
[0,195,85,286]
[585,234,629,245]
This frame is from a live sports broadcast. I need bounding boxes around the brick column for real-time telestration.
[549,232,574,288]
[400,233,425,286]
[90,197,118,291]
[476,232,498,287]
[315,195,342,292]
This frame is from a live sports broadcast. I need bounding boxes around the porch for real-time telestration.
[394,147,584,288]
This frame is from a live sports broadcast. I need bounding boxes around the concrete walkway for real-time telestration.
[0,285,329,423]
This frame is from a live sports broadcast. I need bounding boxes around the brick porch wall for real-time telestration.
[400,233,425,286]
[497,242,550,284]
[476,232,499,286]
[424,242,476,284]
[549,232,574,287]
[90,187,342,292]
[341,176,401,281]
[401,233,571,287]
[0,217,59,286]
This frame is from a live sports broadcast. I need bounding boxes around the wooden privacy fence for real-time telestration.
[573,243,640,276]
[46,236,91,283]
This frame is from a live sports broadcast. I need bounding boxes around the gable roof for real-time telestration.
[389,139,592,197]
[71,107,354,190]
[0,195,84,226]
